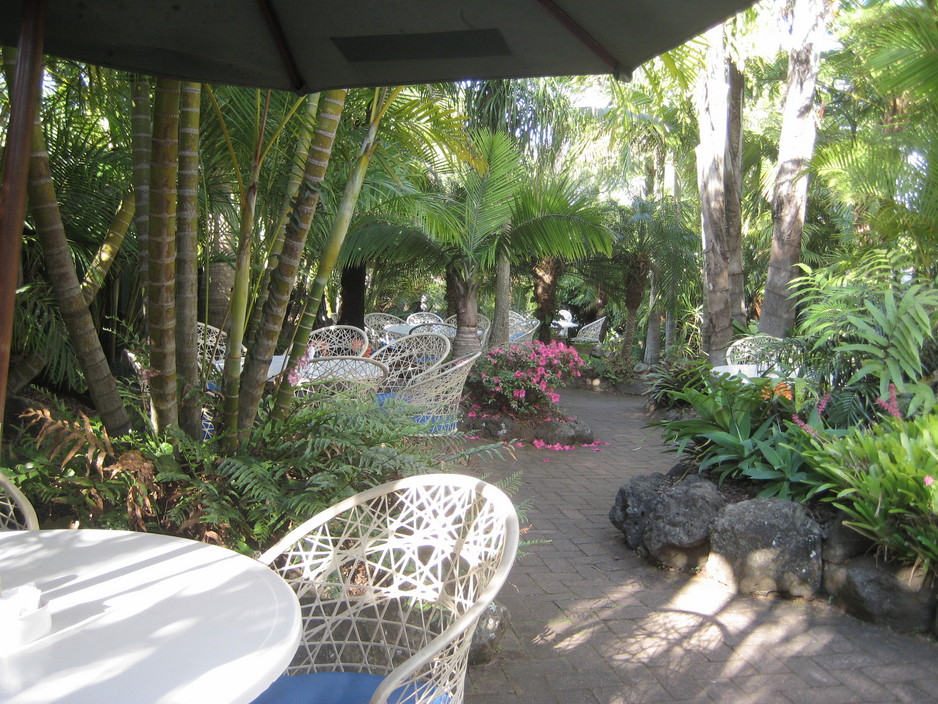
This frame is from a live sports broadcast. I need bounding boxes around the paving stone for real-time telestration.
[462,389,938,704]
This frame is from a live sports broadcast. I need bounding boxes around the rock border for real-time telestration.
[610,469,938,636]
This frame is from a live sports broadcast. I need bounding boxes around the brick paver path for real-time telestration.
[462,388,938,704]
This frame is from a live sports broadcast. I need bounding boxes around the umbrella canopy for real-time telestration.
[2,0,756,93]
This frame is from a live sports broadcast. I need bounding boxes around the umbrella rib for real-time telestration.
[256,0,308,93]
[529,0,621,78]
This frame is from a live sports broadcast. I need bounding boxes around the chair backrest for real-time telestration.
[294,356,388,395]
[409,322,457,340]
[406,312,444,325]
[444,315,491,346]
[508,318,539,343]
[260,473,519,703]
[572,316,606,343]
[363,313,405,347]
[370,333,451,393]
[726,334,799,376]
[0,474,39,530]
[307,325,370,357]
[400,352,480,435]
[197,322,246,369]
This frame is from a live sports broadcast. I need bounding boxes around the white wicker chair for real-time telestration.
[364,313,406,347]
[370,333,451,393]
[571,316,606,344]
[507,310,528,327]
[294,356,389,395]
[307,325,371,357]
[196,322,246,370]
[0,474,39,530]
[254,473,519,704]
[406,312,444,325]
[409,322,457,341]
[508,318,539,343]
[726,334,800,376]
[398,352,480,435]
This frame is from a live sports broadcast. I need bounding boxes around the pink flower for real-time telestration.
[513,389,526,399]
[514,442,524,448]
[543,458,551,463]
[926,476,935,487]
[876,384,902,419]
[792,413,820,437]
[467,411,477,418]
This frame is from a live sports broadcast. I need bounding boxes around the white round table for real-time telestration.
[0,530,301,704]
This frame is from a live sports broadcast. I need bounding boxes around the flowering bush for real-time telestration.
[464,341,583,419]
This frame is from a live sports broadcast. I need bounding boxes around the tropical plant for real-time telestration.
[804,413,938,578]
[464,340,583,420]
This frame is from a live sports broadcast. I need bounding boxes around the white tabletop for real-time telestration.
[384,323,417,336]
[0,530,301,704]
[213,354,289,382]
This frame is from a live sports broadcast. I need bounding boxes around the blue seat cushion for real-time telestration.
[251,672,449,704]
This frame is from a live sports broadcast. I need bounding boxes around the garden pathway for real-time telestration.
[461,388,938,704]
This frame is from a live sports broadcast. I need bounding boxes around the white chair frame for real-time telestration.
[364,313,406,347]
[370,333,451,393]
[571,316,606,344]
[294,355,389,395]
[197,322,246,370]
[0,473,39,530]
[258,473,519,704]
[307,325,370,357]
[399,352,481,436]
[508,318,539,343]
[406,312,444,325]
[409,322,457,340]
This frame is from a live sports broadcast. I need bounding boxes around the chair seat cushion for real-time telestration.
[251,672,449,704]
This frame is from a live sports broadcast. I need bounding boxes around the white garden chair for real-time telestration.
[294,356,389,395]
[0,473,39,530]
[507,310,529,327]
[409,322,457,340]
[307,325,370,357]
[196,322,246,370]
[364,312,406,347]
[370,333,451,393]
[254,473,519,704]
[405,312,444,325]
[398,352,481,435]
[571,316,606,345]
[726,334,801,377]
[508,317,539,343]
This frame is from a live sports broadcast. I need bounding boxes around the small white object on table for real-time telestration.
[0,529,301,704]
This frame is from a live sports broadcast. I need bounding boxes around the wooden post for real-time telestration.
[0,0,47,436]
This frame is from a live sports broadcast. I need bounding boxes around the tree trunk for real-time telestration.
[176,81,201,439]
[664,310,676,357]
[532,257,562,343]
[725,60,747,328]
[620,267,647,361]
[643,274,662,365]
[245,93,321,349]
[338,263,367,329]
[147,78,181,433]
[131,77,151,330]
[271,88,401,421]
[452,274,481,359]
[491,249,511,347]
[760,0,828,337]
[444,267,460,318]
[695,27,739,366]
[238,89,347,433]
[24,94,131,435]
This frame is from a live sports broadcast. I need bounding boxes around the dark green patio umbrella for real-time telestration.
[0,0,757,427]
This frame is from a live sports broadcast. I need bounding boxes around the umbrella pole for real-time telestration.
[0,0,47,440]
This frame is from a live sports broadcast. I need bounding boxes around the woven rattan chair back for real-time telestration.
[307,325,370,357]
[370,333,451,393]
[364,313,406,347]
[405,312,444,325]
[399,352,480,435]
[571,316,606,344]
[0,474,39,530]
[508,318,539,343]
[294,355,389,395]
[409,323,457,340]
[259,473,519,704]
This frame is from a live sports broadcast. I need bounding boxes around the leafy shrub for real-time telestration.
[644,357,711,411]
[464,340,583,420]
[804,413,938,577]
[5,392,446,553]
[654,374,825,500]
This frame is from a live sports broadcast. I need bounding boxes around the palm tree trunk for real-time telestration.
[176,81,201,439]
[338,263,366,328]
[532,257,562,343]
[760,0,827,337]
[25,99,131,435]
[244,92,321,349]
[491,249,511,347]
[643,274,662,365]
[452,273,481,359]
[271,88,401,421]
[725,60,746,328]
[238,89,347,433]
[695,27,735,365]
[131,77,151,330]
[148,78,181,433]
